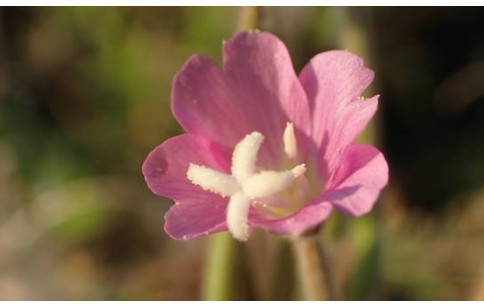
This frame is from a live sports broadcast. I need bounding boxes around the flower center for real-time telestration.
[186,123,308,241]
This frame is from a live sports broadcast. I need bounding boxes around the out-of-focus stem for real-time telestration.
[237,6,263,31]
[201,233,235,300]
[292,235,336,300]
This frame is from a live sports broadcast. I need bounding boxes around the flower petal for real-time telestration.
[165,197,228,240]
[322,95,379,176]
[299,50,377,179]
[172,31,311,168]
[325,144,389,216]
[249,198,333,235]
[142,134,231,200]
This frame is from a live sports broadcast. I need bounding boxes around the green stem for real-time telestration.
[292,234,336,300]
[201,233,236,300]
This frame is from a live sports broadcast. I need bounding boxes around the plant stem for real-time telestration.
[292,234,336,300]
[237,6,263,31]
[201,232,235,300]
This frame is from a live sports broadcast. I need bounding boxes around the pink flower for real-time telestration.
[143,31,389,241]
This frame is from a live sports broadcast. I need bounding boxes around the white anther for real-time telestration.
[226,192,251,241]
[291,164,306,178]
[187,163,240,197]
[283,122,298,160]
[231,132,264,182]
[241,164,306,199]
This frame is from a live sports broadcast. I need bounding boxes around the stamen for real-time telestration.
[226,192,251,241]
[291,164,306,177]
[293,174,311,203]
[283,122,297,160]
[241,164,306,199]
[187,163,239,197]
[231,132,264,182]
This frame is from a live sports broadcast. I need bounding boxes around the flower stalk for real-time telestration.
[237,6,263,31]
[292,233,336,300]
[201,232,235,300]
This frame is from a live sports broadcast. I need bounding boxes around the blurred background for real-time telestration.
[0,7,483,300]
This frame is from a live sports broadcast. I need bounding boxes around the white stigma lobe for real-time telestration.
[186,164,239,197]
[241,164,306,199]
[226,192,251,241]
[186,126,305,241]
[231,132,264,182]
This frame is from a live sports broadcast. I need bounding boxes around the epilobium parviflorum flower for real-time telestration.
[143,31,389,241]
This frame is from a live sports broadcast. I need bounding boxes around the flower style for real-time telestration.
[143,31,389,241]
